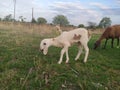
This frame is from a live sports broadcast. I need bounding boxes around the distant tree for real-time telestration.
[68,24,75,27]
[37,17,47,24]
[99,17,112,28]
[19,16,26,22]
[52,15,69,26]
[87,21,97,29]
[31,18,36,23]
[3,14,13,21]
[78,24,85,28]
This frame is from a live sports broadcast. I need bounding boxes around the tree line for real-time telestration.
[0,14,111,29]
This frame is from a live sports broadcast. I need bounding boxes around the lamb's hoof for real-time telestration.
[75,58,78,61]
[65,61,69,64]
[58,61,62,64]
[75,59,78,61]
[83,61,87,63]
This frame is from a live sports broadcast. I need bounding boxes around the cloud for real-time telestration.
[0,0,14,17]
[0,0,120,25]
[49,1,102,25]
[116,0,120,4]
[0,0,43,18]
[90,2,120,15]
[90,2,109,9]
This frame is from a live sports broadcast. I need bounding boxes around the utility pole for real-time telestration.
[31,8,36,23]
[13,0,16,22]
[32,8,33,19]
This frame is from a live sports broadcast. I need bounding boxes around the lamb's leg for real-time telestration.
[58,42,70,64]
[65,48,69,63]
[75,45,83,61]
[83,44,89,63]
[58,46,69,64]
[58,48,65,64]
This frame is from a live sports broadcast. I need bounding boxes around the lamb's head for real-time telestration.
[40,39,51,55]
[94,40,101,49]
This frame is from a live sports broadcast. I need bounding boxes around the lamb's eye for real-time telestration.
[43,43,46,45]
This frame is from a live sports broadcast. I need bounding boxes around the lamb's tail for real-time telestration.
[55,25,63,34]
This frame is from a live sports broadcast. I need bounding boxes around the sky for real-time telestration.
[0,0,120,26]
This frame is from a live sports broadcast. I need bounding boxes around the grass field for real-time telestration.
[0,24,120,90]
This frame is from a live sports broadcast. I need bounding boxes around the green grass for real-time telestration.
[0,28,120,90]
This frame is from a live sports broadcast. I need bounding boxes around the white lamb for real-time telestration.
[40,28,91,64]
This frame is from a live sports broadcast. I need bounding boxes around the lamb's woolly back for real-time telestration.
[57,28,88,39]
[53,28,89,47]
